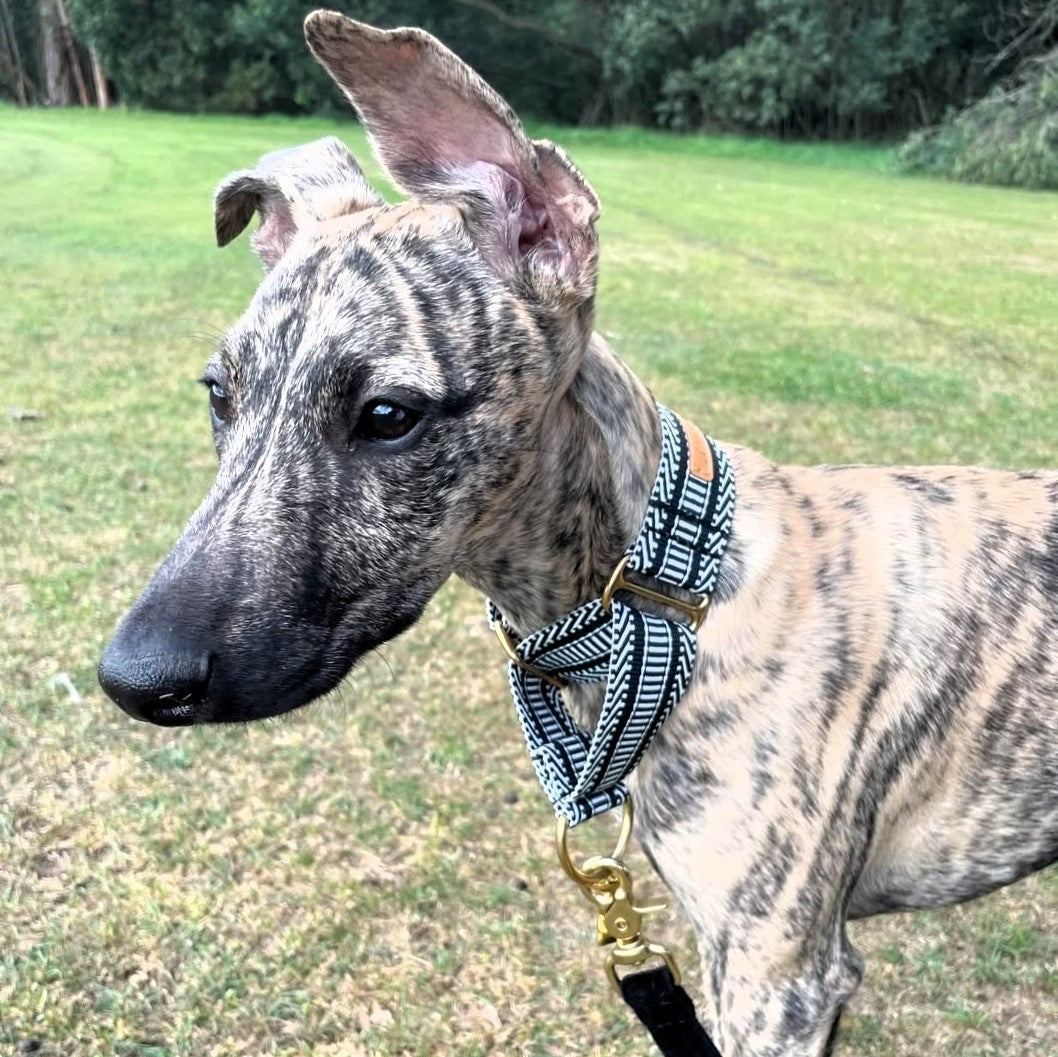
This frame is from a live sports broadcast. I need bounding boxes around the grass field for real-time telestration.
[2,106,1057,1057]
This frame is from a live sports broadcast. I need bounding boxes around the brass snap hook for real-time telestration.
[554,798,681,993]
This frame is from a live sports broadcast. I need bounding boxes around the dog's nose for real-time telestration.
[98,640,210,726]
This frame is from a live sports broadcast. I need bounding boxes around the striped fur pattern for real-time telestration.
[96,12,1058,1057]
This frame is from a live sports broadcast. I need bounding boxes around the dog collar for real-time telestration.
[487,404,736,826]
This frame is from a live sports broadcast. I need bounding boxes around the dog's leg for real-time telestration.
[822,1007,844,1057]
[687,897,859,1057]
[635,775,863,1057]
[691,914,859,1057]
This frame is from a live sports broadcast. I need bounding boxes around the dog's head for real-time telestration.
[98,12,601,725]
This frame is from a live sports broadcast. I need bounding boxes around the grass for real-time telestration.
[1,105,1057,1057]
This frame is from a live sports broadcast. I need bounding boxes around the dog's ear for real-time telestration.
[214,136,382,270]
[303,11,600,305]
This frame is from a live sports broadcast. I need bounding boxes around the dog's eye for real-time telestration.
[354,400,422,443]
[208,382,231,424]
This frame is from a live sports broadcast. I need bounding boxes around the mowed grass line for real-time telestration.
[1,106,1056,1057]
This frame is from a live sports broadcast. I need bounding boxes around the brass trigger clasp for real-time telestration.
[555,800,681,991]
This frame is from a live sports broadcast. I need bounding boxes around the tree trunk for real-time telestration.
[39,0,71,105]
[54,0,89,106]
[89,45,107,108]
[0,0,28,105]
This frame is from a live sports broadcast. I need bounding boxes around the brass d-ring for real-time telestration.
[555,799,634,886]
[601,556,710,630]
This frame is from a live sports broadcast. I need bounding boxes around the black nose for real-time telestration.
[98,638,210,726]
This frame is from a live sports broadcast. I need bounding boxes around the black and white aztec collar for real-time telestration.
[487,404,736,826]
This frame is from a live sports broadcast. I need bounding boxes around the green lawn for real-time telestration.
[2,106,1057,1057]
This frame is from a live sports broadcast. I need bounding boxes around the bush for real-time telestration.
[899,54,1058,190]
[654,0,998,138]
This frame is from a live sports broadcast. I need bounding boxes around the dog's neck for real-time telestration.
[457,333,661,636]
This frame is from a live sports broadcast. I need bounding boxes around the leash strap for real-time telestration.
[620,966,724,1057]
[486,405,735,825]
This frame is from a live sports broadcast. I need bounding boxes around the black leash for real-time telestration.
[620,965,723,1057]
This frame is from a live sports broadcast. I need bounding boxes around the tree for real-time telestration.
[38,0,70,105]
[899,2,1058,188]
[0,0,105,106]
[0,0,30,104]
[52,0,1057,156]
[54,0,90,106]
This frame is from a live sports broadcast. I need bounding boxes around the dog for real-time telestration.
[97,12,1058,1056]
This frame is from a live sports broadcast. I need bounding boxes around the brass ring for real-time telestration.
[600,555,710,630]
[493,621,567,689]
[555,799,634,885]
[600,555,631,613]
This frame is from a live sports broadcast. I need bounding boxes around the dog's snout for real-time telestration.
[98,637,210,726]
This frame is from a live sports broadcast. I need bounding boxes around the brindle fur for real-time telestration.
[98,13,1058,1056]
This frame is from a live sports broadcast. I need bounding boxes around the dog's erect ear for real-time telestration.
[214,136,382,270]
[303,11,601,304]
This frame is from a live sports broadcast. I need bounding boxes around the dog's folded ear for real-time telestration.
[303,11,601,305]
[214,135,382,270]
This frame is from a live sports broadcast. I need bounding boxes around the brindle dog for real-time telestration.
[98,12,1058,1056]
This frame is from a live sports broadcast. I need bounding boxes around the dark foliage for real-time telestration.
[899,4,1058,189]
[61,0,600,122]
[652,1,1005,138]
[46,1,1023,134]
[2,0,1054,188]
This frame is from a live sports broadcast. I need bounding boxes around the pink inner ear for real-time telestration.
[478,163,564,272]
[517,208,551,258]
[251,196,298,270]
[303,16,598,295]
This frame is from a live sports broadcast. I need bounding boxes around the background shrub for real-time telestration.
[899,54,1058,190]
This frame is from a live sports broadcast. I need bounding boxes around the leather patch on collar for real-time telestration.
[678,416,714,481]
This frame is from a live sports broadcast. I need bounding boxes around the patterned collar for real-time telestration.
[487,404,736,826]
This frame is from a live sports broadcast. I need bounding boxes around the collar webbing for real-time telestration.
[486,404,735,826]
